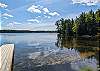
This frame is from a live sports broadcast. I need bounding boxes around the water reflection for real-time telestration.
[56,33,99,61]
[55,33,99,71]
[0,33,99,71]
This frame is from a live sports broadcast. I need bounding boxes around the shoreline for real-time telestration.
[0,30,57,33]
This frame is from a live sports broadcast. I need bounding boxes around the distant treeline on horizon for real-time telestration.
[0,30,57,33]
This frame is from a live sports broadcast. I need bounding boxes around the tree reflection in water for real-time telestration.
[55,33,99,70]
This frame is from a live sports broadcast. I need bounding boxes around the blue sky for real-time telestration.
[0,0,100,31]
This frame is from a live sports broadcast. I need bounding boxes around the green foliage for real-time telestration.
[79,66,94,71]
[95,9,100,23]
[55,9,100,36]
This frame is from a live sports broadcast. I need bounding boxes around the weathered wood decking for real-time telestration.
[0,44,14,71]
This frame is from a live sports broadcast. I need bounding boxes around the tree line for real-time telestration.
[55,9,100,36]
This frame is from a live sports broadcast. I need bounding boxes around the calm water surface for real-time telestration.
[0,33,99,71]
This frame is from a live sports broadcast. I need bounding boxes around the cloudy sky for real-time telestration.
[0,0,100,31]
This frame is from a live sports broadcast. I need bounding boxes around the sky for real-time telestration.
[0,0,100,31]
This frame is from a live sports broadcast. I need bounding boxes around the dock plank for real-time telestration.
[0,44,14,71]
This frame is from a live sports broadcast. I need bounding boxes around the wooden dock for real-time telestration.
[0,44,14,71]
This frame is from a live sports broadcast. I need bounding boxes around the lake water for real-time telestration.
[0,33,99,71]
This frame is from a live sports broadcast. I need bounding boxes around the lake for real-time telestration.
[0,33,99,71]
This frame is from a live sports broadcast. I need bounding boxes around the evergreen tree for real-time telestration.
[55,9,99,36]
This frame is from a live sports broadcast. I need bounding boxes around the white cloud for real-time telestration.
[13,21,22,25]
[36,16,41,18]
[5,9,10,11]
[7,21,22,28]
[2,21,56,31]
[44,15,51,18]
[44,15,48,18]
[7,22,14,27]
[27,19,39,23]
[42,8,60,16]
[32,24,56,31]
[3,23,56,31]
[72,0,100,6]
[2,20,56,31]
[43,8,49,13]
[7,21,21,26]
[27,5,60,17]
[27,5,41,13]
[49,12,60,16]
[48,16,51,18]
[5,23,33,30]
[3,17,8,19]
[38,5,44,8]
[2,13,13,17]
[0,3,7,8]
